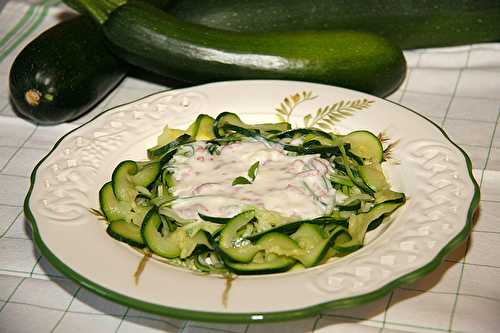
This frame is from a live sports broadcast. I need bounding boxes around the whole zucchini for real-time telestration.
[9,16,126,125]
[165,0,500,49]
[64,0,406,97]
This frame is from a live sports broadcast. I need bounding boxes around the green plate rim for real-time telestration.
[24,81,480,323]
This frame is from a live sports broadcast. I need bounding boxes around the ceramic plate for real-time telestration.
[25,80,479,323]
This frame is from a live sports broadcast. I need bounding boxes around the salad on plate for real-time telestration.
[97,112,405,275]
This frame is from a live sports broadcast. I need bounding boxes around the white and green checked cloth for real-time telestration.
[1,1,499,332]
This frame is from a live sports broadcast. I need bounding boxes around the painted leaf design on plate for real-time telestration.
[304,99,374,130]
[275,91,317,123]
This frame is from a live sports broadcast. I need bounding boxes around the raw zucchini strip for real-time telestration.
[217,210,260,263]
[223,122,344,156]
[180,230,212,259]
[112,160,161,203]
[221,123,263,141]
[142,208,213,259]
[271,128,334,140]
[159,149,177,166]
[179,114,217,140]
[224,228,343,273]
[214,112,290,137]
[141,208,182,258]
[336,202,403,253]
[343,130,383,163]
[198,212,233,224]
[194,251,227,273]
[107,220,145,248]
[246,216,348,241]
[291,224,345,267]
[338,144,374,195]
[112,160,138,202]
[224,253,296,275]
[359,163,390,192]
[217,245,260,264]
[330,173,355,187]
[147,133,192,160]
[193,114,216,140]
[100,181,152,226]
[374,190,405,204]
[161,168,175,188]
[337,199,361,211]
[219,210,256,247]
[214,112,244,137]
[336,193,374,211]
[156,128,185,146]
[256,232,302,256]
[288,144,343,156]
[99,182,131,221]
[131,161,160,187]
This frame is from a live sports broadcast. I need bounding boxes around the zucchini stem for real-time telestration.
[63,0,125,24]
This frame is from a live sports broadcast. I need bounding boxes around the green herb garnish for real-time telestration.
[232,161,260,186]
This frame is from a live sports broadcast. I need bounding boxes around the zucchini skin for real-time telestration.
[102,1,406,97]
[166,0,500,49]
[9,16,126,125]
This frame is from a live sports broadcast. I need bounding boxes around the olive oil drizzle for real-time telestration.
[134,250,152,285]
[222,273,235,308]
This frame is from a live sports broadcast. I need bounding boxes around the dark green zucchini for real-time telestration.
[65,0,406,97]
[165,0,500,49]
[9,16,126,125]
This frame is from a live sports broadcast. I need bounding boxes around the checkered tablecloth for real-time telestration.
[0,1,499,332]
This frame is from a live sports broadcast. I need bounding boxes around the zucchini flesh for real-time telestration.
[99,182,131,221]
[147,133,192,160]
[217,210,259,263]
[359,163,390,192]
[100,181,152,225]
[219,210,255,248]
[246,216,347,241]
[343,131,384,164]
[214,112,290,138]
[224,253,296,275]
[112,160,161,202]
[336,202,403,253]
[180,231,211,259]
[132,162,161,187]
[213,112,242,137]
[141,209,182,258]
[112,160,138,202]
[330,174,355,187]
[256,232,302,257]
[374,190,405,204]
[290,224,345,267]
[193,114,216,140]
[194,251,227,273]
[157,128,185,147]
[217,246,260,264]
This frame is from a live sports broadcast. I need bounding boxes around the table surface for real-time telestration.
[1,1,499,332]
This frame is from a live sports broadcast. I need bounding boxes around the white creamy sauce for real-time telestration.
[169,140,339,220]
